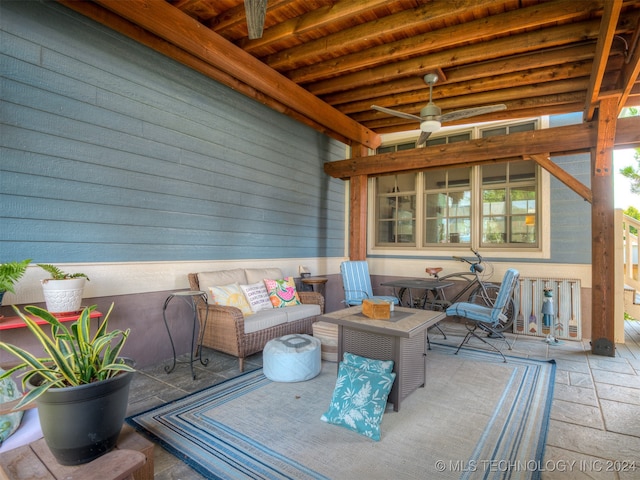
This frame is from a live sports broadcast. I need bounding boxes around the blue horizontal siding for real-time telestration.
[548,114,592,264]
[0,1,346,263]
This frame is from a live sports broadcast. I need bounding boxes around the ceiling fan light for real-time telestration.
[420,119,440,133]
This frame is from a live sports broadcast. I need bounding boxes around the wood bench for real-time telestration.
[0,424,153,480]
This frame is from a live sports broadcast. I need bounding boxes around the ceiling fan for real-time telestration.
[245,0,267,39]
[371,73,507,146]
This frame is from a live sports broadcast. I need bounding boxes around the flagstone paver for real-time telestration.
[550,399,604,429]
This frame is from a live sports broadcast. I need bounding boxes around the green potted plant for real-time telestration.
[37,263,90,314]
[0,258,31,306]
[0,303,135,465]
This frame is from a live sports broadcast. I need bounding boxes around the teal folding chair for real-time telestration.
[340,261,399,307]
[446,268,519,362]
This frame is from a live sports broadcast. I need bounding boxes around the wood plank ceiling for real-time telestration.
[59,0,640,151]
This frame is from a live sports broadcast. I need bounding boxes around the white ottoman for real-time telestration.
[263,334,321,382]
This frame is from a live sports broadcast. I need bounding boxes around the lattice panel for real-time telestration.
[514,277,582,340]
[343,328,394,359]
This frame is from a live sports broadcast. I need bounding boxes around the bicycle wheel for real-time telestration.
[398,287,428,309]
[468,284,515,332]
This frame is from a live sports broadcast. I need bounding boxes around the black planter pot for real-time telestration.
[31,367,134,466]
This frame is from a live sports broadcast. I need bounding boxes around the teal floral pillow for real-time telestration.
[343,352,394,374]
[321,362,396,441]
[0,369,24,446]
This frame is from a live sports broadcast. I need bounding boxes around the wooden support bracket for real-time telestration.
[525,153,592,203]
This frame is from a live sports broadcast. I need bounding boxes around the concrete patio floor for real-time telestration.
[127,319,640,479]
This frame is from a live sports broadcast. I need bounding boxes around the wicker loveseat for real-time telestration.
[188,268,324,372]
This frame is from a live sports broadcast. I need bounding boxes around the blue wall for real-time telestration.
[0,0,346,264]
[548,113,592,264]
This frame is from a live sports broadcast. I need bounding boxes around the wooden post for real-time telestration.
[591,97,618,356]
[349,175,368,261]
[348,143,369,260]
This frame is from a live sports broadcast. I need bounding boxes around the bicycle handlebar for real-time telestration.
[451,249,484,272]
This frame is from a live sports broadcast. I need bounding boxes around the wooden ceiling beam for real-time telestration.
[286,0,601,84]
[338,62,594,115]
[237,0,393,53]
[56,0,353,146]
[209,0,297,34]
[323,43,599,106]
[617,17,640,110]
[583,0,623,120]
[264,0,500,71]
[354,79,590,125]
[323,116,640,179]
[305,20,605,95]
[85,0,379,148]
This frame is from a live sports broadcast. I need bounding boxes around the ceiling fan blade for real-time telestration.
[416,130,432,146]
[245,0,267,39]
[371,105,422,122]
[440,104,507,123]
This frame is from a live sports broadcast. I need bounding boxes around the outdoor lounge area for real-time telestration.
[122,318,640,479]
[2,1,640,478]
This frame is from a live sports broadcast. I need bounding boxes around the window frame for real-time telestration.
[366,118,551,259]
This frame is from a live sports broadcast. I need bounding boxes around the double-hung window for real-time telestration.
[481,162,537,246]
[376,174,417,245]
[424,167,471,245]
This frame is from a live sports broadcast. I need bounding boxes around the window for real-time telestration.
[375,174,417,245]
[425,131,471,146]
[376,141,416,154]
[424,167,471,245]
[481,122,536,138]
[372,120,540,251]
[481,161,537,246]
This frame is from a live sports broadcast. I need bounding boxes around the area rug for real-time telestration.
[127,344,555,479]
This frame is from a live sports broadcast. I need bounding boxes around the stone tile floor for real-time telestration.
[127,320,640,479]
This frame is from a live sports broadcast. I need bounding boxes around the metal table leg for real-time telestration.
[162,290,209,380]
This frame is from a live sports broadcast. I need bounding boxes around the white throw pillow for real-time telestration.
[240,282,274,313]
[209,283,253,316]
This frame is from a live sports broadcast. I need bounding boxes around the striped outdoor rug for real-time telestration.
[127,344,555,479]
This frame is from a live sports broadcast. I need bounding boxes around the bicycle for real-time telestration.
[397,249,516,332]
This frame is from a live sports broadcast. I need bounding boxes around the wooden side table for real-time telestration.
[0,424,153,480]
[301,276,328,297]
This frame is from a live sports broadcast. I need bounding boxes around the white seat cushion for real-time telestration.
[285,304,321,322]
[243,309,289,333]
[242,304,321,334]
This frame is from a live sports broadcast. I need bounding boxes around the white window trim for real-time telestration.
[366,116,551,259]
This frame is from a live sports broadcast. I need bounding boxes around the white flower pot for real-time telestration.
[41,278,86,314]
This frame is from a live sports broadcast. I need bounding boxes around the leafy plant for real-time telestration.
[0,303,133,409]
[37,264,90,283]
[0,259,32,294]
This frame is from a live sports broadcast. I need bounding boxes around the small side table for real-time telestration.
[301,276,328,298]
[162,290,209,380]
